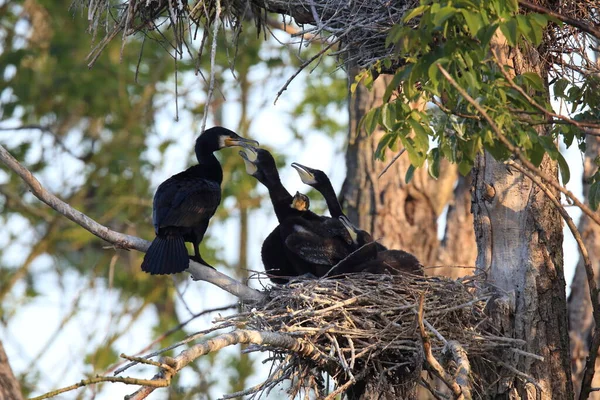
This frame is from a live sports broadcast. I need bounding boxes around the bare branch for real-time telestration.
[417,294,465,399]
[518,0,600,41]
[125,329,333,399]
[0,144,265,303]
[29,375,168,400]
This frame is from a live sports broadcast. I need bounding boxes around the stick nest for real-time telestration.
[220,272,526,398]
[75,0,600,78]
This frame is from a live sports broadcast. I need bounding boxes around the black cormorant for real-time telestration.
[141,126,258,275]
[291,162,381,249]
[291,163,422,276]
[333,217,424,276]
[240,148,353,281]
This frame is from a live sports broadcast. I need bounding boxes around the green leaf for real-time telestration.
[362,108,380,135]
[526,17,544,45]
[499,19,518,46]
[461,10,483,36]
[375,133,395,160]
[405,164,416,184]
[432,6,457,27]
[458,159,473,175]
[383,69,405,102]
[529,143,545,167]
[553,78,569,99]
[589,182,600,211]
[522,72,545,92]
[427,148,440,179]
[557,151,570,185]
[478,23,499,47]
[403,5,429,23]
[380,103,396,131]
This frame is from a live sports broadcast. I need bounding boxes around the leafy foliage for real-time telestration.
[353,0,600,190]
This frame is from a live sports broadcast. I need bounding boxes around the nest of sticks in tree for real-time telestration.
[76,0,600,78]
[217,272,531,399]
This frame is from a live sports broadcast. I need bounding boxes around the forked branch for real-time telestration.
[0,144,265,302]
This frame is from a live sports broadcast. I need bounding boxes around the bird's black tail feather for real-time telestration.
[141,234,189,275]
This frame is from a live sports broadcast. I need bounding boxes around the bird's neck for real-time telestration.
[318,181,344,218]
[194,152,223,184]
[267,181,294,221]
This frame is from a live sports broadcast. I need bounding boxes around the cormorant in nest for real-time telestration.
[291,162,423,276]
[239,148,354,282]
[141,126,258,275]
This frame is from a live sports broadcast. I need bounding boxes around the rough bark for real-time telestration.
[342,69,457,267]
[471,35,572,399]
[568,135,600,398]
[0,340,23,400]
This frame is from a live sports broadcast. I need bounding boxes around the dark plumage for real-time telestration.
[239,148,353,282]
[141,126,258,275]
[291,162,423,276]
[291,162,378,249]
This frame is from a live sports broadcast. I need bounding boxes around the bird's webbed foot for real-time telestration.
[189,255,215,269]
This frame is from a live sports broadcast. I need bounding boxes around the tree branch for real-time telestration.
[0,144,265,303]
[518,0,600,41]
[125,329,335,399]
[417,294,466,399]
[437,64,600,228]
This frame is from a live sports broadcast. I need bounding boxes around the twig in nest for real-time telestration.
[418,294,465,399]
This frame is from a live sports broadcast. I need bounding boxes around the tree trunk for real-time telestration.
[435,175,477,278]
[0,340,23,400]
[342,68,457,267]
[471,35,572,399]
[568,135,600,398]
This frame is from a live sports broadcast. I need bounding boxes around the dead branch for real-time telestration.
[124,329,333,399]
[418,294,465,399]
[0,144,265,303]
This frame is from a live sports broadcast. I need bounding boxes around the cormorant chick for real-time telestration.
[291,162,383,250]
[141,126,258,275]
[240,148,353,282]
[291,162,422,276]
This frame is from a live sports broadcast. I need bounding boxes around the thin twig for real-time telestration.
[199,0,221,133]
[29,375,169,400]
[378,148,406,179]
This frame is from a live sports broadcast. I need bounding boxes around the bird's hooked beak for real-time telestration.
[291,162,317,185]
[239,148,258,175]
[339,215,358,244]
[223,135,259,149]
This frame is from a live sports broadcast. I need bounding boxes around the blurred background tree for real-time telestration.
[0,0,348,398]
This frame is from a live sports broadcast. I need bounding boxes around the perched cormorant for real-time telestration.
[291,162,422,276]
[141,126,258,275]
[239,148,354,282]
